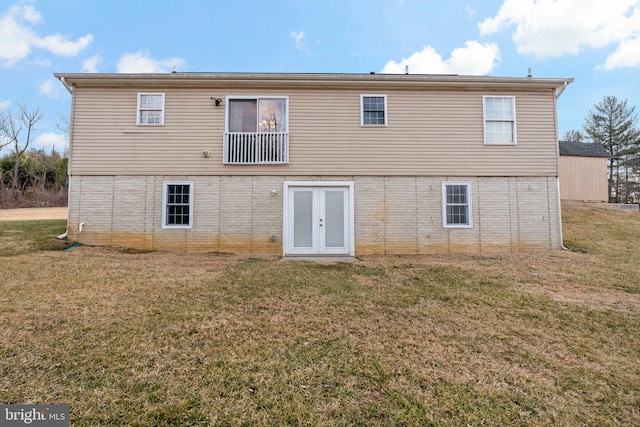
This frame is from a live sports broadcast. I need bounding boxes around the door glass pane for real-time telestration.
[294,191,313,248]
[324,191,344,248]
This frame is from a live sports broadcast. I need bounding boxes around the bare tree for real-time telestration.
[562,129,586,142]
[54,113,71,157]
[0,103,43,190]
[55,113,70,136]
[0,116,11,152]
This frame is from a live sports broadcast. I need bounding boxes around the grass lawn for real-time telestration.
[1,206,639,426]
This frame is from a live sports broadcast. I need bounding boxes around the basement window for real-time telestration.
[442,182,473,228]
[162,181,193,228]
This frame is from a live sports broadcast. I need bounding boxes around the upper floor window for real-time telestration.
[227,97,288,133]
[162,181,193,228]
[442,182,473,228]
[361,95,387,126]
[137,93,165,126]
[483,96,516,144]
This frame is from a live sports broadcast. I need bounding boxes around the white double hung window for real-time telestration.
[442,182,472,228]
[162,182,193,228]
[483,96,516,144]
[361,95,387,126]
[137,93,165,125]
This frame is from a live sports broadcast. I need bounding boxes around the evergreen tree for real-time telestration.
[583,96,640,203]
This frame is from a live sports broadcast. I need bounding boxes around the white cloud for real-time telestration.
[290,31,308,52]
[0,2,93,66]
[82,54,101,73]
[0,100,9,109]
[116,51,185,73]
[601,34,640,70]
[465,4,476,18]
[39,79,60,98]
[381,41,500,75]
[15,3,42,23]
[33,33,93,57]
[479,0,640,69]
[33,132,68,152]
[31,58,51,67]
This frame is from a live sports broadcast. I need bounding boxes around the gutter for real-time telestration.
[54,72,575,92]
[57,76,73,94]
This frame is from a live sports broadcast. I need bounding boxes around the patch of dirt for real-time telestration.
[0,207,68,221]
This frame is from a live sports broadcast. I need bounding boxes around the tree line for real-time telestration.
[1,148,68,191]
[0,103,68,208]
[563,96,640,204]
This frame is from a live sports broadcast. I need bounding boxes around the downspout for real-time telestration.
[554,80,572,249]
[55,75,75,241]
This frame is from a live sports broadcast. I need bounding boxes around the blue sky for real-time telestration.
[1,0,640,153]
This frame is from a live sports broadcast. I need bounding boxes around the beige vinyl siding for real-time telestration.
[559,155,608,202]
[69,86,558,177]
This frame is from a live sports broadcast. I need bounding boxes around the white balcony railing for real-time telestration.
[223,132,289,164]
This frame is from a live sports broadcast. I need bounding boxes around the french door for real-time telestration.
[284,183,353,255]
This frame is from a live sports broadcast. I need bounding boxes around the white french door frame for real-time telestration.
[283,181,355,256]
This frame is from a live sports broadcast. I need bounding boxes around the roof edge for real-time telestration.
[54,72,574,91]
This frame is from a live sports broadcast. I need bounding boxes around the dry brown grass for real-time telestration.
[1,206,639,426]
